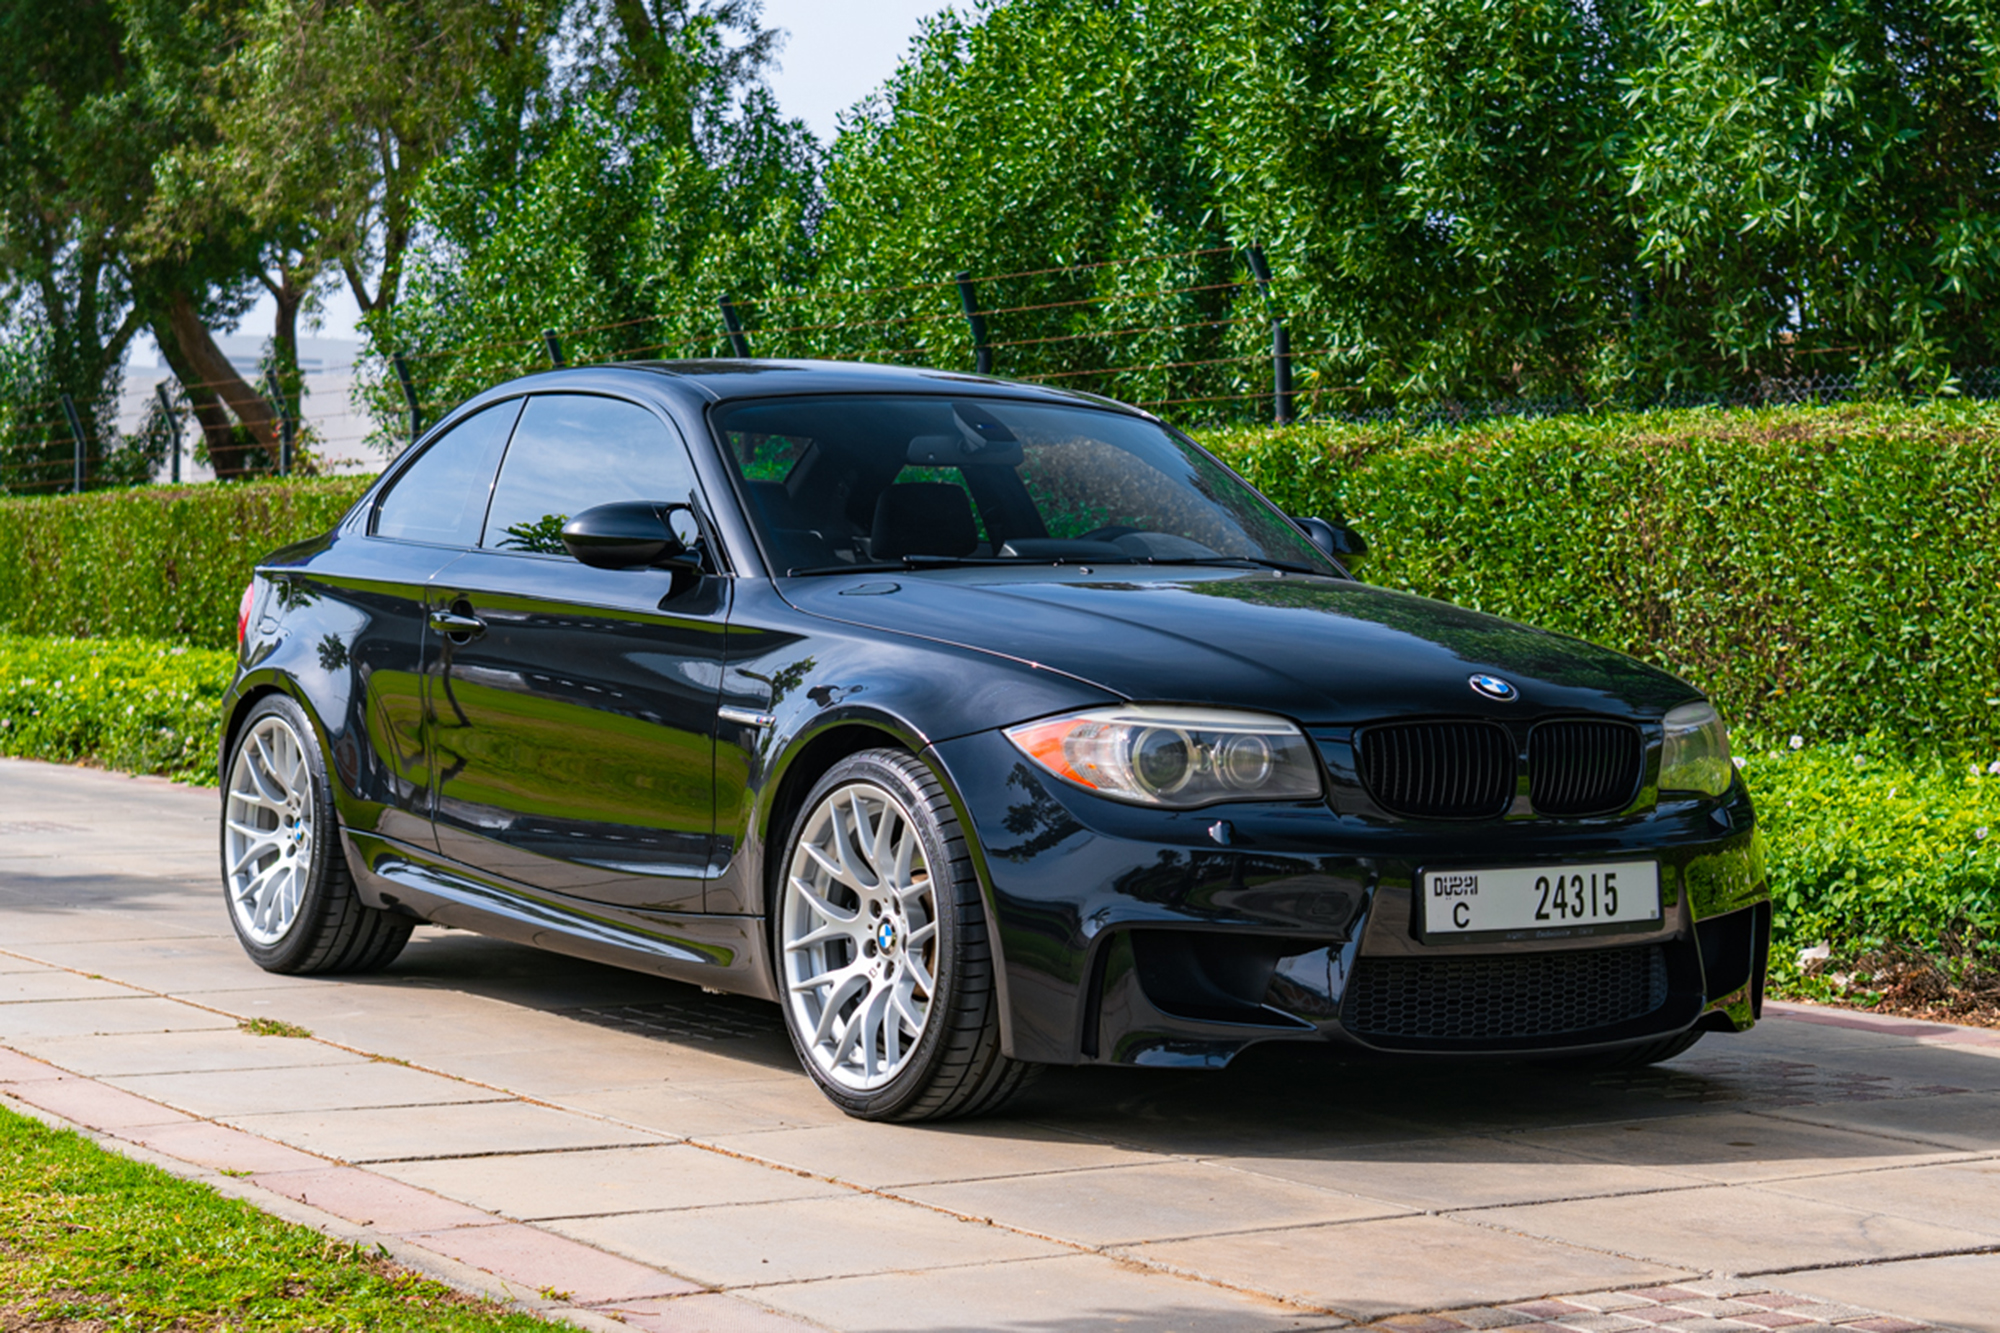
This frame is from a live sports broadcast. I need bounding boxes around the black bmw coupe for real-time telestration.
[220,360,1768,1120]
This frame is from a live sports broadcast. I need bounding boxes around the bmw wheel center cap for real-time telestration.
[876,919,899,954]
[1469,673,1519,702]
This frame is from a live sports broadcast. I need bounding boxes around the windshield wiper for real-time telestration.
[1143,555,1333,577]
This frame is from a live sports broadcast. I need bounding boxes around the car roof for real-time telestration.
[487,359,1149,414]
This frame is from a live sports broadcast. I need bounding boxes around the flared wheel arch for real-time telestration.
[759,721,1018,1058]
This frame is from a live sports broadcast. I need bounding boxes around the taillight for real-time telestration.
[237,581,256,646]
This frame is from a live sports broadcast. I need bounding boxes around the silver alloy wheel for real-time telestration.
[223,714,316,946]
[781,781,939,1091]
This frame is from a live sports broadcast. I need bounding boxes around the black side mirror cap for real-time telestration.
[561,502,702,571]
[1294,515,1368,565]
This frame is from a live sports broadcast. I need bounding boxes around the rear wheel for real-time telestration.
[221,695,411,974]
[775,748,1036,1121]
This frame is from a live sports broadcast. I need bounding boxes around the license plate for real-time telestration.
[1420,861,1660,937]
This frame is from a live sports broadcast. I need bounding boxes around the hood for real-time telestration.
[780,567,1698,725]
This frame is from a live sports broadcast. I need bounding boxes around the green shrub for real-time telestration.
[0,478,370,650]
[1206,400,2000,752]
[1743,736,2000,999]
[0,633,233,784]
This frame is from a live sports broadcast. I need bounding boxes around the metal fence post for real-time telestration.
[155,382,182,484]
[956,272,992,376]
[59,393,86,493]
[1244,246,1294,426]
[542,330,566,368]
[392,353,423,443]
[718,299,751,358]
[263,368,294,477]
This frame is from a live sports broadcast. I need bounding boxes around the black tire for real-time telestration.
[1541,1028,1704,1071]
[220,694,412,975]
[773,747,1038,1122]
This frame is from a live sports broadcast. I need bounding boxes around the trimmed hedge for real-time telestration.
[0,479,370,650]
[0,633,233,784]
[2,402,1997,752]
[1209,401,2000,753]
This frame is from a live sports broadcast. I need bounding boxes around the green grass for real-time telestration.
[238,1017,314,1039]
[0,1103,563,1331]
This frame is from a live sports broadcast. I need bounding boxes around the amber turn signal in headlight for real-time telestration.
[1005,706,1322,808]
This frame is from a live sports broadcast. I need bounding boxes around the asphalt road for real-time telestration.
[4,757,1998,1333]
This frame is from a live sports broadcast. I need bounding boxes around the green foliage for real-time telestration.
[0,633,233,783]
[1204,400,2000,751]
[0,478,370,648]
[364,0,2000,431]
[1743,738,2000,991]
[0,1104,564,1329]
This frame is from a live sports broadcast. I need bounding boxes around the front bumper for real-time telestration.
[929,729,1769,1067]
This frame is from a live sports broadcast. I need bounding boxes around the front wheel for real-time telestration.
[221,694,412,974]
[775,749,1036,1121]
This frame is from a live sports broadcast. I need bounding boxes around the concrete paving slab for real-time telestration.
[902,1159,1409,1246]
[1776,1254,2000,1333]
[2,1074,191,1130]
[120,1120,331,1174]
[377,1143,848,1220]
[593,1292,825,1333]
[707,1119,1159,1189]
[0,954,60,973]
[752,1252,1343,1332]
[1212,1134,1699,1211]
[107,1060,514,1118]
[0,970,144,1002]
[1473,1183,2000,1274]
[225,1099,669,1163]
[400,1221,703,1302]
[1762,1091,2000,1153]
[400,1046,718,1098]
[0,1045,64,1081]
[1127,1213,1684,1319]
[1758,1159,2000,1236]
[7,1027,369,1076]
[1496,1110,1970,1184]
[0,912,217,945]
[557,1078,857,1138]
[0,993,236,1039]
[548,1193,1068,1287]
[251,1166,498,1232]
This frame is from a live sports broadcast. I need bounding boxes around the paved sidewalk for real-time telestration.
[3,758,1997,1333]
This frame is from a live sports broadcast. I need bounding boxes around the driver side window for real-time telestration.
[482,395,700,555]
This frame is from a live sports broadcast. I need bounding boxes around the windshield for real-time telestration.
[711,395,1336,577]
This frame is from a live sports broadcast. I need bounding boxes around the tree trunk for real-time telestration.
[162,289,278,479]
[149,317,243,482]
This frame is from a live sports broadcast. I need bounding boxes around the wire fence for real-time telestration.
[6,242,1998,497]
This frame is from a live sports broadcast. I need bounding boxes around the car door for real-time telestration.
[426,392,726,913]
[321,397,522,849]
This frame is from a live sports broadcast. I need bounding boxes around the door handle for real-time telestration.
[429,609,486,638]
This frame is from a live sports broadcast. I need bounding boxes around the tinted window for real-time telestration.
[482,396,698,555]
[712,395,1332,574]
[373,400,522,546]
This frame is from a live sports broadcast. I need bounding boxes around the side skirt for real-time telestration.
[343,829,778,1003]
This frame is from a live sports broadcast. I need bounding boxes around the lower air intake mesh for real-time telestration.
[1344,945,1669,1042]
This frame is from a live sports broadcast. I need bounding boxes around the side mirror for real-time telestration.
[1294,515,1368,566]
[561,502,702,571]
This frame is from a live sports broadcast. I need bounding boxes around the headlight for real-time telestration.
[1659,701,1733,796]
[1005,706,1322,808]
